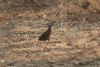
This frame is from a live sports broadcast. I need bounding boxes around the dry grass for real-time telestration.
[0,0,100,67]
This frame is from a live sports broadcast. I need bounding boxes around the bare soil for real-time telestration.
[0,0,100,67]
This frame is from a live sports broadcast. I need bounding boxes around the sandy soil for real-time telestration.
[0,0,100,67]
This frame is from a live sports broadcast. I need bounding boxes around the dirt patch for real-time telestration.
[0,0,100,67]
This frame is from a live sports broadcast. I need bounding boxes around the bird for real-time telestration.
[38,23,52,43]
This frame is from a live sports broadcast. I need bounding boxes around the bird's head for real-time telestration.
[47,23,52,27]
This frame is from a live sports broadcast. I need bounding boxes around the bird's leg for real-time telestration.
[44,40,47,49]
[43,40,47,47]
[49,39,52,44]
[44,40,45,43]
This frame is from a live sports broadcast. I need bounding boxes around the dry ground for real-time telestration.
[0,0,100,67]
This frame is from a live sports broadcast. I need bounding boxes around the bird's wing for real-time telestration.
[41,32,49,38]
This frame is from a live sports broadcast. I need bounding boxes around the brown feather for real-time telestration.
[38,23,52,41]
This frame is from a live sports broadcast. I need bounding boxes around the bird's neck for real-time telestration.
[48,26,51,30]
